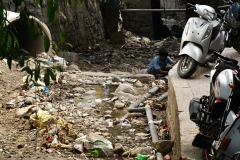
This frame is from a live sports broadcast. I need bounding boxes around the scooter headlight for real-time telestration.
[202,26,211,41]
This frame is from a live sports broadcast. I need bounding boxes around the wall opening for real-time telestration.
[151,0,171,39]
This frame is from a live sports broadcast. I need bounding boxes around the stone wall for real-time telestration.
[121,0,154,39]
[4,0,105,49]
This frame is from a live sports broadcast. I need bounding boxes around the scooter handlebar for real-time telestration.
[218,5,230,10]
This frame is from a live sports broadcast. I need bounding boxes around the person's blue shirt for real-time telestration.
[147,56,173,72]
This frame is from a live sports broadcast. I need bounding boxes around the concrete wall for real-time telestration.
[121,0,154,39]
[167,74,181,159]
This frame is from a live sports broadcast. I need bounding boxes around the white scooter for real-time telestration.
[177,3,225,79]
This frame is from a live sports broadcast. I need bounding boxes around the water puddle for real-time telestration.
[91,84,118,99]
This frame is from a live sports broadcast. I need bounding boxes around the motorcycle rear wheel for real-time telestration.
[177,55,198,79]
[202,123,220,160]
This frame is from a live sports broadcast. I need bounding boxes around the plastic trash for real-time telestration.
[152,82,156,87]
[46,148,53,153]
[108,120,113,127]
[50,135,58,148]
[118,119,131,127]
[31,84,35,88]
[137,154,149,160]
[44,87,50,93]
[18,101,25,108]
[87,149,100,157]
[89,56,96,61]
[48,57,52,63]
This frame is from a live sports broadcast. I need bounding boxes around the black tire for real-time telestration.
[202,123,220,160]
[177,55,198,79]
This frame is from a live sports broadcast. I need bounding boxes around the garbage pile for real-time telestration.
[0,49,174,159]
[76,30,180,73]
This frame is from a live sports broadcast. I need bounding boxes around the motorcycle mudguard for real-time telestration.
[179,42,205,63]
[216,117,240,158]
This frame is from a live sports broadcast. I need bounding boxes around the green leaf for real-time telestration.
[74,0,78,9]
[21,66,33,80]
[42,31,50,52]
[47,68,56,80]
[34,63,40,81]
[47,0,56,23]
[7,34,12,48]
[60,11,67,20]
[31,33,40,43]
[9,30,19,48]
[19,55,25,67]
[53,42,58,53]
[59,25,65,43]
[7,55,12,70]
[29,18,35,32]
[40,0,44,7]
[67,43,73,48]
[44,70,50,86]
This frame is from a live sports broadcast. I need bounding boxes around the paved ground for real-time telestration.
[168,48,240,159]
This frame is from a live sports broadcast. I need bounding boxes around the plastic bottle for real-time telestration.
[137,154,149,160]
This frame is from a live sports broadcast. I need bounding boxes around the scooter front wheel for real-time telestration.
[177,55,198,79]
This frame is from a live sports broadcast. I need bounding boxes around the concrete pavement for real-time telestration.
[167,48,240,159]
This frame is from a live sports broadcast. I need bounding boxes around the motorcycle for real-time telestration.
[177,3,225,79]
[189,51,240,159]
[222,0,240,53]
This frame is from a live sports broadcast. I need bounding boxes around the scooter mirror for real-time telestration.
[192,134,213,149]
[223,0,233,4]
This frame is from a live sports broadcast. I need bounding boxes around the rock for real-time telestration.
[85,90,96,95]
[56,52,79,64]
[124,113,144,119]
[134,80,143,87]
[154,41,164,47]
[116,92,136,102]
[124,147,153,156]
[16,105,35,117]
[113,143,125,155]
[73,87,85,94]
[152,140,174,154]
[6,100,15,109]
[42,102,53,111]
[114,83,136,95]
[114,101,125,109]
[135,69,147,74]
[112,76,121,82]
[16,96,25,103]
[67,64,81,71]
[36,80,45,86]
[25,97,35,105]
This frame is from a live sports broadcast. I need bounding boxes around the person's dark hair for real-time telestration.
[159,48,168,57]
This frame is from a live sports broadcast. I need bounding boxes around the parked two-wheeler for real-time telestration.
[177,3,225,79]
[178,0,240,79]
[189,51,240,159]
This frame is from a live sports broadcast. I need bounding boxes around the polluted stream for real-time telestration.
[0,71,170,160]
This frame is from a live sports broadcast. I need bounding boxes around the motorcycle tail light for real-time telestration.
[229,83,235,89]
[219,136,231,150]
[202,27,211,41]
